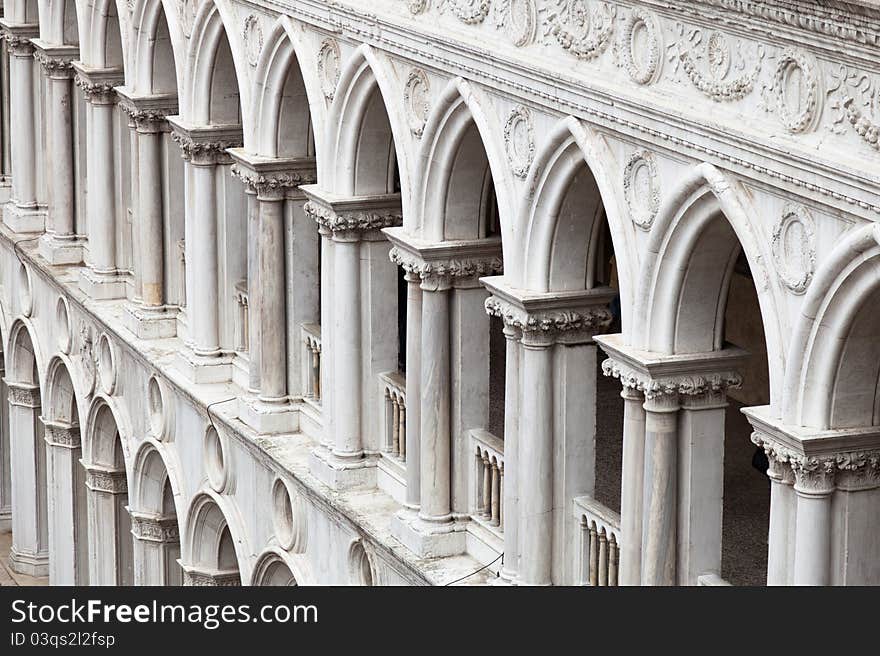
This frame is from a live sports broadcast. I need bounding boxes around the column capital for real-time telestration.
[0,21,39,56]
[746,410,880,493]
[182,565,241,586]
[31,41,79,78]
[72,63,123,104]
[301,185,401,241]
[84,465,128,494]
[167,116,243,166]
[129,511,181,544]
[385,226,503,290]
[596,333,746,401]
[227,148,316,200]
[116,87,178,133]
[6,380,41,408]
[42,419,81,448]
[482,275,614,347]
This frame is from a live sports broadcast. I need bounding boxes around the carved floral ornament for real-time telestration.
[492,0,537,47]
[230,165,316,198]
[408,0,429,15]
[771,203,816,295]
[751,432,880,492]
[170,132,240,165]
[243,14,264,68]
[317,39,341,101]
[601,356,742,400]
[504,105,535,178]
[304,201,402,237]
[622,149,660,231]
[75,76,118,105]
[485,295,612,340]
[542,0,616,61]
[827,66,880,151]
[404,69,431,138]
[438,0,492,25]
[390,246,503,283]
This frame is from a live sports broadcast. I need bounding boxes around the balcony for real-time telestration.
[301,323,322,405]
[470,429,504,539]
[574,496,620,587]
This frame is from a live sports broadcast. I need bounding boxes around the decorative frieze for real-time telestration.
[601,356,742,400]
[619,8,661,86]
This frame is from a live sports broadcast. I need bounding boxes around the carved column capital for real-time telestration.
[304,197,402,242]
[130,511,181,543]
[6,381,41,408]
[183,567,241,586]
[0,22,39,57]
[43,420,81,449]
[73,64,123,105]
[227,150,317,201]
[168,118,243,165]
[85,466,128,494]
[116,88,178,134]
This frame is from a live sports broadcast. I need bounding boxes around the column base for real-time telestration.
[124,303,177,340]
[308,445,377,491]
[176,348,233,384]
[8,546,50,577]
[79,268,127,300]
[3,202,45,233]
[0,508,10,533]
[237,395,299,435]
[390,510,467,558]
[38,234,83,265]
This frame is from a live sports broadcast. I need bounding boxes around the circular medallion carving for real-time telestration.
[404,69,430,138]
[18,263,32,318]
[317,39,341,102]
[96,333,117,395]
[56,296,72,355]
[504,105,535,178]
[623,150,660,231]
[507,0,537,47]
[774,50,820,134]
[621,9,661,85]
[272,478,306,553]
[243,15,263,68]
[148,375,174,441]
[180,0,198,39]
[772,204,816,294]
[706,32,730,81]
[348,540,376,586]
[204,425,228,493]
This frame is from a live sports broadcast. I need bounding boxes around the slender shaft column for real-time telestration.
[128,114,142,302]
[46,73,75,239]
[417,277,452,523]
[641,393,680,586]
[318,227,334,447]
[83,88,117,274]
[245,187,260,394]
[792,463,834,586]
[500,324,521,582]
[0,366,10,532]
[404,271,422,511]
[7,37,36,211]
[518,334,554,586]
[137,127,165,308]
[330,234,363,459]
[618,385,646,586]
[190,161,220,356]
[258,196,288,404]
[766,456,795,585]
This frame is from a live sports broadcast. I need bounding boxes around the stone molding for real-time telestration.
[595,333,746,400]
[301,186,402,241]
[168,118,243,166]
[130,512,181,543]
[481,275,615,345]
[31,42,79,78]
[72,63,123,105]
[227,148,317,200]
[385,226,503,288]
[85,466,128,494]
[116,88,178,134]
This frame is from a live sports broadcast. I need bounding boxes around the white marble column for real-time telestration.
[618,385,646,586]
[245,187,260,394]
[37,51,79,264]
[765,455,795,586]
[131,511,181,586]
[7,382,48,576]
[791,463,834,586]
[3,30,41,231]
[138,127,164,309]
[43,421,87,585]
[499,324,520,581]
[518,332,554,586]
[191,161,221,356]
[640,392,680,586]
[0,362,10,533]
[259,195,288,404]
[85,465,133,585]
[404,270,422,512]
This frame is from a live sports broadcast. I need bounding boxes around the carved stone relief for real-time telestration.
[404,68,431,137]
[243,15,264,68]
[623,150,660,231]
[771,203,816,294]
[504,105,535,178]
[317,39,341,102]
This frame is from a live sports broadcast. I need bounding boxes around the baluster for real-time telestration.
[398,403,406,461]
[474,448,483,514]
[490,459,500,526]
[499,464,504,531]
[481,453,491,517]
[589,522,598,586]
[391,393,400,457]
[598,528,608,586]
[580,516,589,585]
[608,534,619,587]
[313,346,321,401]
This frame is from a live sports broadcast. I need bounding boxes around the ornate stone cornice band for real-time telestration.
[227,148,317,200]
[168,117,243,166]
[385,226,503,289]
[594,333,746,402]
[301,185,402,241]
[116,87,179,134]
[481,276,615,346]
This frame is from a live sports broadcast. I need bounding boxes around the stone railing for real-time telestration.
[574,496,620,587]
[301,323,322,403]
[233,280,248,353]
[470,429,504,533]
[379,371,406,462]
